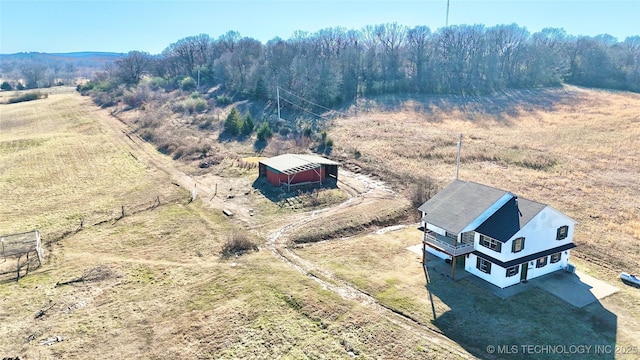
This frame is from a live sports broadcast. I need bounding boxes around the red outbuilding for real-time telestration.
[258,154,340,191]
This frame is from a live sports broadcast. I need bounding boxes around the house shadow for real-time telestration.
[421,252,617,359]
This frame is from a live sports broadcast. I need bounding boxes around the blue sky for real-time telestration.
[1,0,639,54]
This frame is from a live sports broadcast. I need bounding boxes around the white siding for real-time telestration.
[465,254,497,285]
[525,251,570,280]
[464,251,572,288]
[476,206,575,264]
[426,223,447,237]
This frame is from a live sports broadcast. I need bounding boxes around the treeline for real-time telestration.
[0,52,122,89]
[98,23,639,107]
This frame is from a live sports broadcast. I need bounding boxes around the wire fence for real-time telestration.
[1,192,189,282]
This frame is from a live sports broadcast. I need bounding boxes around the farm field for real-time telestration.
[1,86,639,359]
[0,90,468,359]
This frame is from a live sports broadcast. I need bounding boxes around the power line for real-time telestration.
[278,96,330,120]
[277,86,347,117]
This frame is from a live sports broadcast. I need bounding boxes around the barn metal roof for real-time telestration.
[260,154,339,175]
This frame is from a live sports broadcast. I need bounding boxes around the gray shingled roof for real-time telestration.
[419,180,552,241]
[419,180,510,234]
[259,154,339,175]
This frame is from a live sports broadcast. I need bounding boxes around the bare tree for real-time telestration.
[116,51,152,85]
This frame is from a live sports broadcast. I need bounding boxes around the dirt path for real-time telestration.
[93,99,472,358]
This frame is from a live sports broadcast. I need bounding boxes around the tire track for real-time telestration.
[94,101,472,358]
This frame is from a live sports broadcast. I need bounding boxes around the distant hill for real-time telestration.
[0,51,123,64]
[0,52,125,85]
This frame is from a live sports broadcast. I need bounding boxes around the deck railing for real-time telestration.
[423,230,475,256]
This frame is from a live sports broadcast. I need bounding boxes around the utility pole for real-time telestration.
[455,133,462,180]
[446,0,450,27]
[277,86,281,121]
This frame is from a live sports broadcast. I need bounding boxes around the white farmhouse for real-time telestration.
[419,180,576,289]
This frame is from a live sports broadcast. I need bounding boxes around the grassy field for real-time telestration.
[298,227,639,359]
[2,85,639,359]
[297,85,640,358]
[330,86,640,275]
[0,89,469,359]
[0,88,184,238]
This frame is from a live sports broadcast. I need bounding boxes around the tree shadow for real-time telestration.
[364,87,582,125]
[422,252,617,359]
[253,139,267,153]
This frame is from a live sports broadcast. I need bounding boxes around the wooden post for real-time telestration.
[422,226,430,284]
[16,254,21,282]
[451,235,458,280]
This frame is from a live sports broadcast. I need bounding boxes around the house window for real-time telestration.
[557,225,569,240]
[476,257,492,274]
[550,252,562,263]
[479,235,502,253]
[506,265,519,277]
[511,237,525,253]
[536,256,548,268]
[461,231,474,244]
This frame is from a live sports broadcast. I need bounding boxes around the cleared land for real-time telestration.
[0,90,468,358]
[1,86,639,359]
[300,86,640,358]
[330,86,640,275]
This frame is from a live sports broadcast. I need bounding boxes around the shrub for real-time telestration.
[180,77,197,91]
[146,76,170,91]
[216,95,232,106]
[172,147,185,160]
[412,176,438,209]
[221,232,258,257]
[256,122,274,141]
[173,98,208,114]
[122,88,148,109]
[16,83,25,90]
[8,92,46,104]
[198,117,214,130]
[0,81,12,91]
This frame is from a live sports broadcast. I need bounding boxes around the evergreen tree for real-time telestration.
[242,113,254,135]
[256,122,273,141]
[224,107,243,135]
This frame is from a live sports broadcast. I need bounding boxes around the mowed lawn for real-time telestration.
[0,90,469,359]
[0,88,182,237]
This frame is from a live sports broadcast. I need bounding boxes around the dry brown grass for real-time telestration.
[0,90,184,239]
[330,86,640,275]
[298,226,640,359]
[0,89,470,359]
